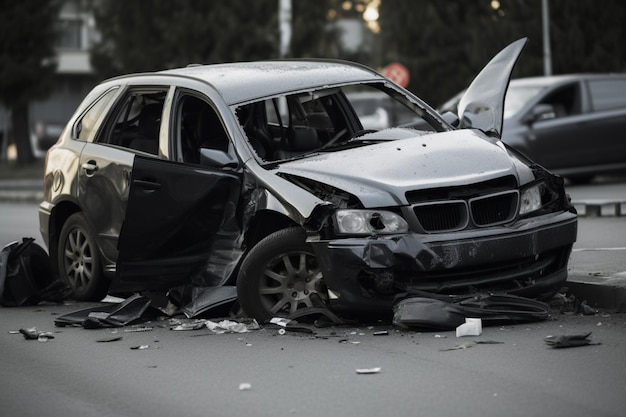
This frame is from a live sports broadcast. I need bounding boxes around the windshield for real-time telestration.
[504,85,544,118]
[235,83,441,163]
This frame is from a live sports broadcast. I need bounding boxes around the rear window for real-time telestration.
[588,78,626,111]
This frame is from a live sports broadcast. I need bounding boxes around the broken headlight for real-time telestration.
[335,209,409,235]
[519,183,543,215]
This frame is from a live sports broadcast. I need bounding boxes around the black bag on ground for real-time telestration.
[0,237,63,306]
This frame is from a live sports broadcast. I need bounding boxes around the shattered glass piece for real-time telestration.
[356,367,381,374]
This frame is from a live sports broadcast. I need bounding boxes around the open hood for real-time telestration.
[457,38,528,138]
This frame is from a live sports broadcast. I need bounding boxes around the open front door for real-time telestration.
[111,156,242,292]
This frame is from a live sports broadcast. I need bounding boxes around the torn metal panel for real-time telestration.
[459,38,528,137]
[177,286,238,318]
[54,294,155,328]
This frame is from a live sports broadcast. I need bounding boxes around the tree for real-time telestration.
[90,0,280,80]
[89,0,350,81]
[379,0,626,106]
[0,0,60,164]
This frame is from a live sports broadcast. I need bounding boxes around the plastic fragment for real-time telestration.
[239,383,252,391]
[456,318,482,337]
[96,336,123,343]
[544,332,599,348]
[19,327,54,341]
[440,342,475,351]
[130,345,150,350]
[270,317,292,327]
[356,367,381,374]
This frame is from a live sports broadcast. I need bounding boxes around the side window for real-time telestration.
[588,79,626,112]
[539,83,580,118]
[176,95,229,164]
[96,89,167,155]
[74,88,118,141]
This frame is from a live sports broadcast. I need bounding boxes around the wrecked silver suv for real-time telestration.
[39,38,577,321]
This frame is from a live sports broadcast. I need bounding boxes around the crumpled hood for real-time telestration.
[277,129,529,208]
[458,38,527,137]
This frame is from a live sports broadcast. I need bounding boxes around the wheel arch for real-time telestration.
[244,209,300,251]
[47,200,81,277]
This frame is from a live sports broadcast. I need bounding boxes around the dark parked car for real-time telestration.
[441,73,626,182]
[39,38,577,321]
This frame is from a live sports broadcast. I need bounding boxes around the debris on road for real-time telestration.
[544,332,600,348]
[238,383,252,391]
[356,367,381,374]
[96,336,123,343]
[18,327,54,341]
[130,345,150,350]
[440,342,475,351]
[169,318,260,334]
[456,318,482,337]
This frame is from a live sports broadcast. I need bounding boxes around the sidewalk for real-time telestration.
[1,180,624,312]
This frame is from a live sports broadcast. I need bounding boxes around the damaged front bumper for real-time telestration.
[311,210,577,314]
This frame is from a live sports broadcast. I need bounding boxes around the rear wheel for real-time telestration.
[58,212,108,301]
[236,227,328,322]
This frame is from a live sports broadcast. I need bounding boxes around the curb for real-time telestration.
[566,272,626,312]
[0,191,43,203]
[572,199,626,217]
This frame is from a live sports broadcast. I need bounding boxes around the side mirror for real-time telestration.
[199,148,238,169]
[523,103,556,124]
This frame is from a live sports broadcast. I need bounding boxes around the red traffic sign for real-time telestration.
[381,63,410,87]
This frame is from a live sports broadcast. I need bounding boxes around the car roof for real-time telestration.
[509,73,626,88]
[145,60,383,105]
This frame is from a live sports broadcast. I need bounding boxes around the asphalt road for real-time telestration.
[2,300,626,417]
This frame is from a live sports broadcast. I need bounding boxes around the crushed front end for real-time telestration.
[308,168,577,315]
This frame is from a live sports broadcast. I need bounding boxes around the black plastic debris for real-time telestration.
[393,293,550,330]
[55,294,155,328]
[179,286,238,318]
[0,238,69,306]
[544,332,599,348]
[19,327,55,341]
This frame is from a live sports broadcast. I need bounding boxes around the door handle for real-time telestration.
[81,160,98,177]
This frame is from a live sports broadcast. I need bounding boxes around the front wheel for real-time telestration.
[236,227,328,322]
[58,212,108,301]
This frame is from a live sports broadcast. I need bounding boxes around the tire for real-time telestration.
[58,212,108,301]
[237,227,327,322]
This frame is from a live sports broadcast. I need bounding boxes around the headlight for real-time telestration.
[519,183,543,215]
[335,209,409,235]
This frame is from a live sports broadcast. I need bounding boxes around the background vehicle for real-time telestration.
[39,39,576,321]
[441,74,626,183]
